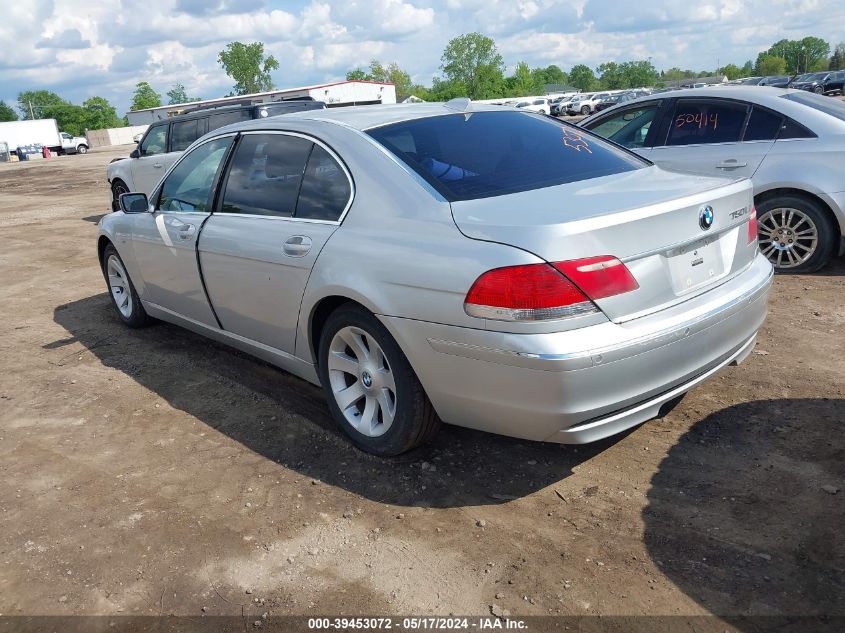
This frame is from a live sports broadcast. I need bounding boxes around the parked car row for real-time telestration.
[580,87,845,272]
[99,100,772,455]
[787,70,845,95]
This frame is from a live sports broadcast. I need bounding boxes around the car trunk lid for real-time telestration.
[451,166,757,323]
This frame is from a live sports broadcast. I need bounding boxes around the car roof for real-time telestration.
[213,102,526,132]
[581,85,845,134]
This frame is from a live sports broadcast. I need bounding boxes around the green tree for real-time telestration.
[619,61,658,88]
[166,83,200,105]
[16,90,67,119]
[756,55,787,76]
[530,64,567,93]
[130,81,161,111]
[569,64,596,91]
[368,60,413,96]
[508,61,535,96]
[346,68,368,81]
[439,32,505,99]
[82,96,123,130]
[218,41,279,95]
[741,60,754,77]
[831,42,845,70]
[344,60,414,96]
[596,61,622,89]
[763,37,830,74]
[0,100,18,122]
[720,63,742,80]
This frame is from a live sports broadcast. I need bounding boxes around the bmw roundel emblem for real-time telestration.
[699,205,715,231]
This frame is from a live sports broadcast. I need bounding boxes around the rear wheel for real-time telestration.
[111,179,129,212]
[318,304,439,456]
[756,195,836,273]
[101,244,150,327]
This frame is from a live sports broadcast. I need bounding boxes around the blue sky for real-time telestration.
[1,0,843,116]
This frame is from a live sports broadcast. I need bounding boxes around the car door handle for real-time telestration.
[170,221,195,239]
[716,159,747,169]
[282,236,312,257]
[153,163,163,169]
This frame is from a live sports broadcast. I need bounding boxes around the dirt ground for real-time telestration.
[0,146,843,630]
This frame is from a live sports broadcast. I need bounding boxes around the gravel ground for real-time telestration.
[0,145,842,630]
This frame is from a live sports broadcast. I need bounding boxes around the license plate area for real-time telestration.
[666,235,725,294]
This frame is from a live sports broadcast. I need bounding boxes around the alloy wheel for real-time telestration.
[758,207,818,269]
[106,255,133,318]
[327,326,397,438]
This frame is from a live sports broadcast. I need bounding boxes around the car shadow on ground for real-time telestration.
[643,398,844,626]
[53,293,623,509]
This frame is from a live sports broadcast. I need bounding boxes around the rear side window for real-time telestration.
[743,107,782,141]
[170,118,201,152]
[366,111,644,202]
[207,109,253,133]
[295,145,351,221]
[666,100,748,146]
[219,134,312,217]
[586,104,659,149]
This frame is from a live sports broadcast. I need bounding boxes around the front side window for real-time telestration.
[665,100,748,146]
[140,124,168,156]
[295,145,351,221]
[220,134,313,217]
[157,137,233,212]
[367,111,645,202]
[586,104,659,149]
[170,118,201,152]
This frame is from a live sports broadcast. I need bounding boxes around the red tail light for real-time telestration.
[553,256,639,300]
[464,256,638,322]
[747,205,758,244]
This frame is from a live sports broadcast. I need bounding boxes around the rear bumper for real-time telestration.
[380,253,773,444]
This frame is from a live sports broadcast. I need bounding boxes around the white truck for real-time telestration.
[0,119,89,155]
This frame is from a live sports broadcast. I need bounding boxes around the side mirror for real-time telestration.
[129,148,140,159]
[119,192,150,214]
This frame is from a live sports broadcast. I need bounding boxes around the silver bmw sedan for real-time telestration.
[98,101,773,455]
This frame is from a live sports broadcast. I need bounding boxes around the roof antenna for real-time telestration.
[444,97,471,113]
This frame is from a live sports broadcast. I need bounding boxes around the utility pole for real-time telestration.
[28,100,34,119]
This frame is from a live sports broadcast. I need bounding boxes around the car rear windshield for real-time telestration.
[366,111,645,201]
[782,91,845,122]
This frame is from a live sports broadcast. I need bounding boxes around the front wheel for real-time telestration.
[318,304,439,456]
[111,180,129,212]
[580,105,590,115]
[101,244,150,327]
[76,144,88,154]
[756,195,836,273]
[813,86,824,94]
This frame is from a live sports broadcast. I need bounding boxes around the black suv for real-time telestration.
[788,71,845,95]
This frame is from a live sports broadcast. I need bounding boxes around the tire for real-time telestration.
[77,144,88,154]
[317,304,440,456]
[111,179,129,212]
[756,195,836,273]
[580,105,590,115]
[101,244,150,328]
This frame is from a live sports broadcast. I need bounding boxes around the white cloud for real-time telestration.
[1,0,844,116]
